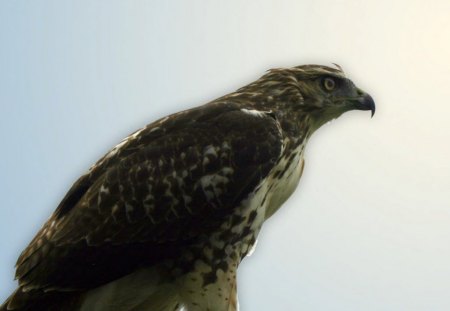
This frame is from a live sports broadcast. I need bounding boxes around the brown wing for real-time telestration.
[14,104,284,293]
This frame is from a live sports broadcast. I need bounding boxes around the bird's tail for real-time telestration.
[1,287,82,311]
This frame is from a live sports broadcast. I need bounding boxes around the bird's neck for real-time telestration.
[273,109,314,149]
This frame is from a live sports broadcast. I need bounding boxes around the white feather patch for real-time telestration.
[240,108,268,118]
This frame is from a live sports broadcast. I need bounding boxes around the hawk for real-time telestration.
[1,64,375,311]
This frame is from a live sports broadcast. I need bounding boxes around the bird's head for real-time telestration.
[246,64,375,133]
[292,64,375,129]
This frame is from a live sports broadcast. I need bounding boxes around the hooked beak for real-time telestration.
[354,88,376,117]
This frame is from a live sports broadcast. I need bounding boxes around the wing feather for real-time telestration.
[15,103,284,292]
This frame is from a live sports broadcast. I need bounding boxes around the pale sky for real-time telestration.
[1,1,449,310]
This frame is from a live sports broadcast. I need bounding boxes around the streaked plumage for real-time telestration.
[1,64,375,311]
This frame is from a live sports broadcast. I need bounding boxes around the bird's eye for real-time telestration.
[323,77,336,91]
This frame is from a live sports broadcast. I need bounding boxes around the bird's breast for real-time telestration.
[264,143,306,219]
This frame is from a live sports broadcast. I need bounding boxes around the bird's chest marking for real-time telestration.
[263,142,306,219]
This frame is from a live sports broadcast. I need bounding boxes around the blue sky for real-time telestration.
[1,1,450,310]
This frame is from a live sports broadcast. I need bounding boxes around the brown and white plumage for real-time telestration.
[1,64,375,311]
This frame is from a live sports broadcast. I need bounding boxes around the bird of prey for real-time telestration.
[1,64,375,311]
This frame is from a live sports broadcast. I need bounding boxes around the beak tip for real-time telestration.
[358,94,376,118]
